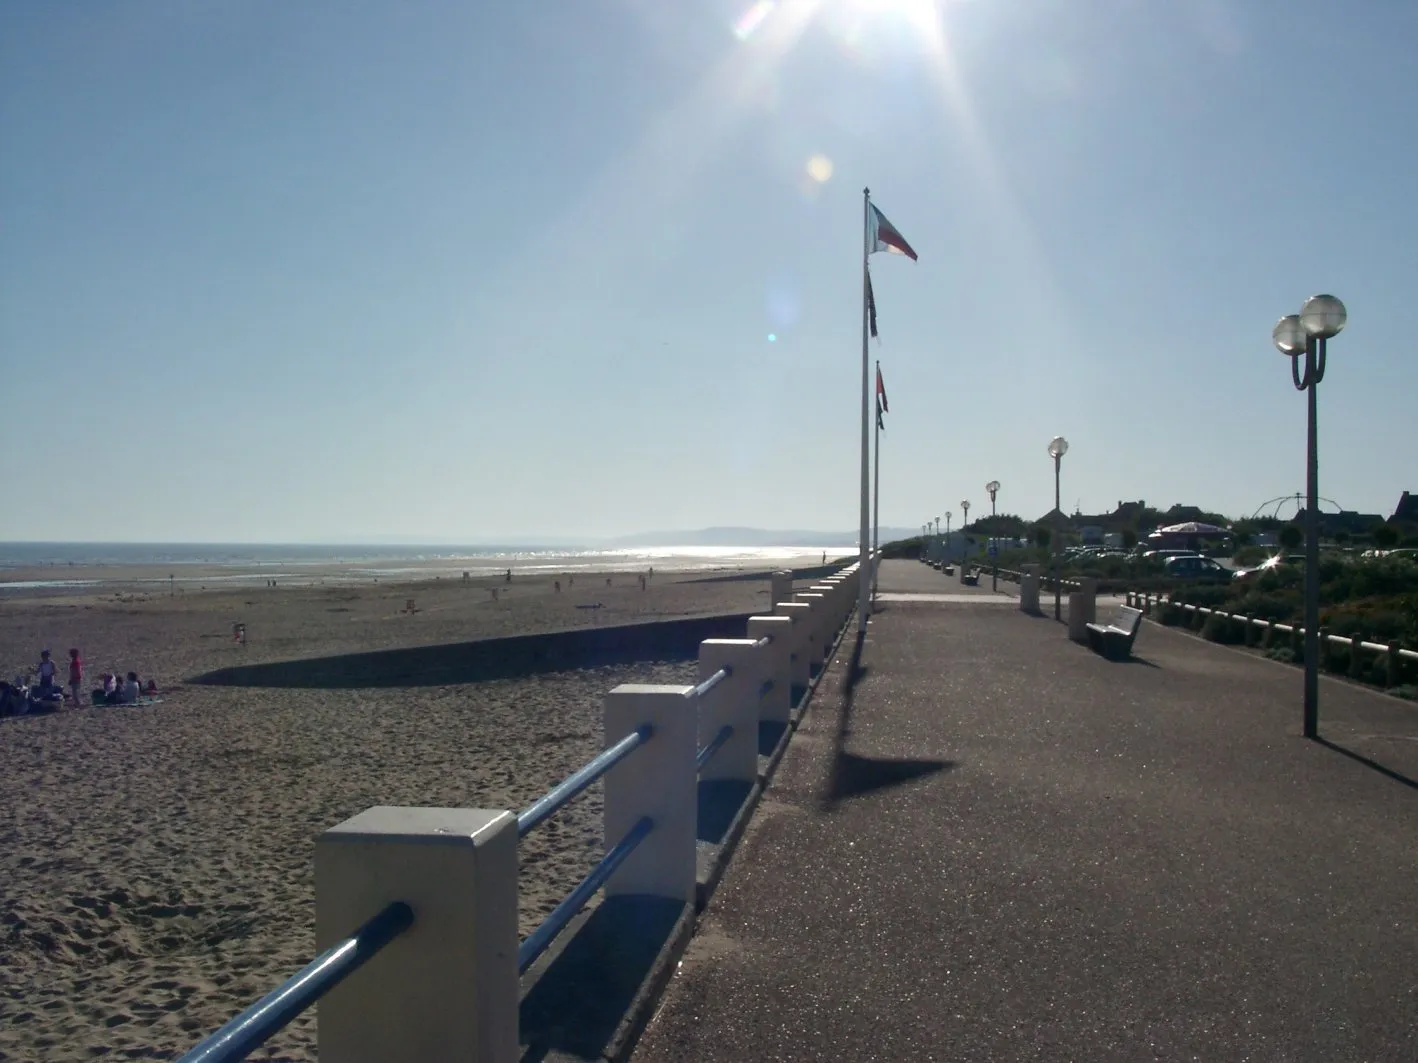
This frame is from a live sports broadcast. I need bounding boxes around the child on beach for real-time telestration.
[36,650,58,695]
[122,672,141,704]
[68,649,83,706]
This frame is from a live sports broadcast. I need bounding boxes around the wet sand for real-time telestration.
[0,571,771,1061]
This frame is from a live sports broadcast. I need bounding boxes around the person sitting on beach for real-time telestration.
[36,650,58,695]
[0,680,24,716]
[121,672,141,704]
[101,673,120,705]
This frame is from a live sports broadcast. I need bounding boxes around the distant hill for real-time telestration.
[603,527,922,548]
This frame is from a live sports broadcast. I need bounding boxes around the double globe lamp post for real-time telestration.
[1272,293,1346,739]
[986,480,1000,591]
[1047,436,1068,621]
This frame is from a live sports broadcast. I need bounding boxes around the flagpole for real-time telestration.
[872,359,881,602]
[858,188,872,635]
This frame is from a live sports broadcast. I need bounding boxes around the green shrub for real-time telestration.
[1202,614,1247,644]
[1266,644,1299,664]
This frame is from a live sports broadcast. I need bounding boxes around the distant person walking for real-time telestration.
[67,649,83,707]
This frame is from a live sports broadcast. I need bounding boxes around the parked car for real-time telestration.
[1232,553,1306,582]
[1163,555,1234,581]
[1142,549,1201,562]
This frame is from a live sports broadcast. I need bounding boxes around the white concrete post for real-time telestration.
[748,615,794,723]
[316,807,519,1063]
[809,583,839,634]
[696,640,762,784]
[773,601,813,689]
[770,570,793,617]
[1068,578,1097,642]
[603,684,697,902]
[795,591,828,666]
[1020,564,1040,613]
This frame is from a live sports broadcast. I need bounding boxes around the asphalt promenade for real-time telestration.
[630,560,1418,1061]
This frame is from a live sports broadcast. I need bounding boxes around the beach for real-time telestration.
[0,567,780,1061]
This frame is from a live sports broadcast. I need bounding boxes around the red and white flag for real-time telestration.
[869,204,918,261]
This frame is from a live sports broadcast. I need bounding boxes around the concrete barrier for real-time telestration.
[1020,565,1040,614]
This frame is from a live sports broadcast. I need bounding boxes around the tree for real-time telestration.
[1122,529,1138,550]
[1333,529,1351,546]
[1374,523,1400,549]
[1033,526,1051,550]
[1279,525,1303,551]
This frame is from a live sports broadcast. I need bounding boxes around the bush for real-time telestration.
[1392,684,1418,701]
[1229,590,1296,623]
[1266,644,1299,665]
[1202,613,1247,644]
[1279,525,1303,550]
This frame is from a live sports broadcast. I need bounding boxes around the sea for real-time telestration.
[0,542,849,592]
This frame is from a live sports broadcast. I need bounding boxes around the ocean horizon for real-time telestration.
[0,541,856,591]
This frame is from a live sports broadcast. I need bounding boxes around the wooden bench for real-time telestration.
[1085,605,1143,661]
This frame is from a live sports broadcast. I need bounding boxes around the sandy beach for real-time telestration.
[0,569,775,1061]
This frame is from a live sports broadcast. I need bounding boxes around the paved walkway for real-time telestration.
[631,560,1418,1062]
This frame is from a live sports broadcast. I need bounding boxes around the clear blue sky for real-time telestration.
[3,0,1414,543]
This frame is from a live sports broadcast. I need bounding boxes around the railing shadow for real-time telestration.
[1313,736,1418,792]
[696,779,754,844]
[519,895,684,1062]
[822,631,951,809]
[757,720,787,758]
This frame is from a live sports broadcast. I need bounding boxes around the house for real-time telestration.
[1394,491,1418,524]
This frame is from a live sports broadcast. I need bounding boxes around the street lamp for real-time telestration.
[959,501,970,571]
[1047,436,1069,620]
[1273,293,1346,739]
[986,480,1000,591]
[945,511,952,564]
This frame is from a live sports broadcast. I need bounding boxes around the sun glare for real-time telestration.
[839,0,944,38]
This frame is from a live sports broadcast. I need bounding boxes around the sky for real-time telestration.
[2,0,1415,544]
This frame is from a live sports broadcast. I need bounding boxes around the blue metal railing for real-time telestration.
[175,636,783,1057]
[695,724,733,771]
[517,724,652,838]
[691,666,730,699]
[517,816,654,974]
[176,901,413,1063]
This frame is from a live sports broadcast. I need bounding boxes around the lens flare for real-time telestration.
[733,0,776,40]
[805,154,834,182]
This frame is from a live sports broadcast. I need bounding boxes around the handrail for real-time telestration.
[1132,591,1418,663]
[691,667,730,699]
[695,725,733,771]
[517,725,652,838]
[176,901,413,1063]
[517,816,653,974]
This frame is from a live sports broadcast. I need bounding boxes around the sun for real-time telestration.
[838,0,944,38]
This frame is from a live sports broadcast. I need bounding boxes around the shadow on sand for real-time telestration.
[188,613,755,689]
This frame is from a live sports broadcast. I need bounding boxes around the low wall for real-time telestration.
[678,559,853,585]
[189,612,757,689]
